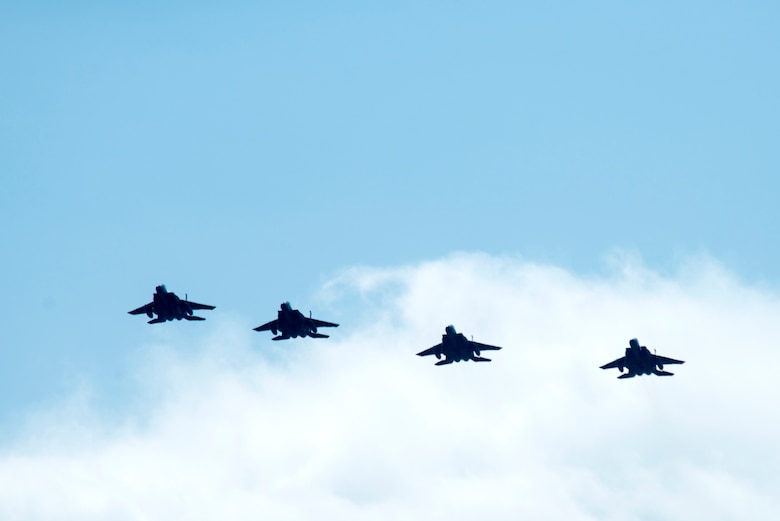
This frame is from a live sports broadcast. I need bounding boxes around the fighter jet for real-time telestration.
[600,338,684,379]
[128,285,215,324]
[253,302,339,340]
[416,325,502,365]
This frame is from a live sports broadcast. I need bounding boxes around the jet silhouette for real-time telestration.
[253,302,339,340]
[600,338,684,378]
[128,285,215,324]
[417,325,502,365]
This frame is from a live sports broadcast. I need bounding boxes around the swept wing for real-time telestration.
[417,344,443,357]
[654,355,684,366]
[600,356,627,370]
[311,318,339,328]
[186,301,215,310]
[128,303,154,315]
[470,341,501,351]
[253,319,279,332]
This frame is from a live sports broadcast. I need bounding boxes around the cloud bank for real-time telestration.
[2,252,779,520]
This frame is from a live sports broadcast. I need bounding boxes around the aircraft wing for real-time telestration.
[187,301,216,310]
[311,318,339,328]
[470,340,502,351]
[128,302,154,315]
[655,355,685,365]
[253,319,279,332]
[600,356,626,370]
[417,343,443,357]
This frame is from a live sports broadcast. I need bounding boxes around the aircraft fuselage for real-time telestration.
[274,307,317,338]
[439,331,475,362]
[129,285,214,324]
[617,340,677,378]
[256,302,338,340]
[424,326,499,365]
[151,286,195,322]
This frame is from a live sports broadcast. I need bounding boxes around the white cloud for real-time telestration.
[2,252,779,520]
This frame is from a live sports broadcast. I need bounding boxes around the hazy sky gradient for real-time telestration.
[2,2,779,517]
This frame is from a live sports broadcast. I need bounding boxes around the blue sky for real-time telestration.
[1,2,780,517]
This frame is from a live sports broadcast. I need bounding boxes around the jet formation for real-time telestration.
[253,302,339,340]
[128,285,215,324]
[600,338,685,379]
[129,286,686,378]
[416,325,502,365]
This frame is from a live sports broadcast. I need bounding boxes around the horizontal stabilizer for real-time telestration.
[471,356,492,362]
[435,359,454,366]
[147,318,166,324]
[653,370,675,376]
[184,315,206,321]
[272,335,290,341]
[617,373,635,379]
[308,333,330,339]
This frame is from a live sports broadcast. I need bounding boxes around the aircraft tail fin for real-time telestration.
[653,369,675,376]
[184,315,206,321]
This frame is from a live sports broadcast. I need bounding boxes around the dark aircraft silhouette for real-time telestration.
[416,325,502,365]
[128,285,215,324]
[253,302,339,340]
[600,338,684,379]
